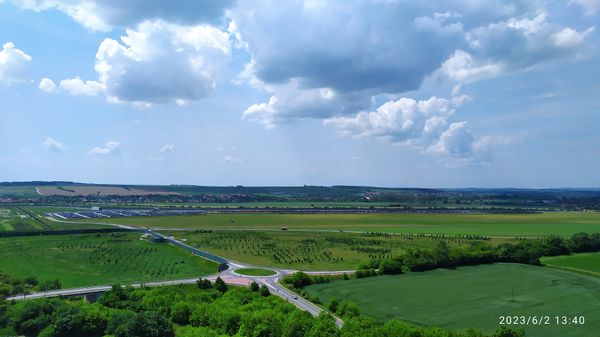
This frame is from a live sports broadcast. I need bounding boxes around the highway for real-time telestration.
[6,229,348,327]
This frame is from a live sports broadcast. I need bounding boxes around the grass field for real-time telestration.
[304,264,600,337]
[172,230,494,270]
[0,186,38,197]
[541,252,600,277]
[235,268,276,276]
[84,212,600,237]
[0,233,217,288]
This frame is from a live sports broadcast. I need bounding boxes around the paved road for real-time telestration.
[13,221,348,326]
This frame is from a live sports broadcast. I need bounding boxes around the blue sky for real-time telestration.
[0,0,599,187]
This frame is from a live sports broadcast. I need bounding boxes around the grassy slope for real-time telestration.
[0,233,217,288]
[85,212,600,237]
[172,230,498,270]
[235,268,276,276]
[305,264,600,337]
[541,252,600,277]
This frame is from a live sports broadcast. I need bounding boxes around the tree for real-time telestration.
[259,285,270,297]
[285,272,312,289]
[196,278,212,290]
[327,299,339,313]
[171,302,192,325]
[492,327,525,337]
[113,311,175,337]
[307,313,340,337]
[380,260,403,275]
[214,277,228,293]
[37,279,61,292]
[249,281,260,292]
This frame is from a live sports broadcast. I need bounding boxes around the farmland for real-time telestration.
[0,233,217,288]
[541,252,600,277]
[173,230,498,270]
[83,212,600,237]
[304,263,600,337]
[37,185,180,196]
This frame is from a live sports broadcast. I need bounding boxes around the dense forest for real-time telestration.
[0,280,526,337]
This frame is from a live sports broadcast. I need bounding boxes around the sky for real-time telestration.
[0,0,599,188]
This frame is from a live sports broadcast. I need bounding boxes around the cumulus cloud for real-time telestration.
[59,77,105,96]
[67,20,230,105]
[89,141,120,155]
[427,121,475,155]
[42,137,64,152]
[232,1,464,97]
[324,95,472,147]
[439,11,595,83]
[552,27,595,48]
[236,1,593,128]
[9,0,235,31]
[0,42,32,86]
[38,78,57,93]
[570,0,600,16]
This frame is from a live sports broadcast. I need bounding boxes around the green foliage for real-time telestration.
[0,284,537,337]
[259,285,271,297]
[492,327,525,337]
[196,278,213,290]
[249,281,260,292]
[214,277,228,293]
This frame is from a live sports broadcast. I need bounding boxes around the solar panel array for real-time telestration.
[46,209,207,219]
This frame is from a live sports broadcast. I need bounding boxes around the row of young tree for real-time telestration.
[0,278,526,337]
[0,272,61,299]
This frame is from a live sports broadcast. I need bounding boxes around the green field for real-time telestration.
[172,230,494,270]
[305,264,600,337]
[542,252,600,277]
[235,268,277,276]
[82,212,600,237]
[0,186,38,197]
[0,233,217,288]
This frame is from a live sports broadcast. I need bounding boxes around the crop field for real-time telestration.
[85,212,600,237]
[172,230,497,270]
[0,185,38,197]
[37,185,180,196]
[304,264,600,337]
[0,233,217,288]
[541,252,600,277]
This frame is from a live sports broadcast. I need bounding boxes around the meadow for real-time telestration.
[541,252,600,277]
[173,230,497,270]
[0,233,217,288]
[0,207,110,232]
[304,263,600,337]
[85,212,600,237]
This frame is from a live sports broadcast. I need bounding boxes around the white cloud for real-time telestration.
[570,0,600,16]
[65,20,231,105]
[59,77,106,96]
[38,77,57,93]
[439,50,505,83]
[427,121,475,155]
[0,42,32,86]
[552,27,594,48]
[9,0,235,31]
[159,144,175,153]
[89,141,120,155]
[323,95,471,147]
[42,137,64,152]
